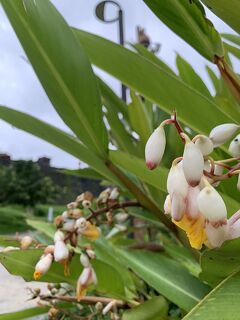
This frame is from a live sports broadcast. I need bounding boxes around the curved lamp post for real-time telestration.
[95,1,126,101]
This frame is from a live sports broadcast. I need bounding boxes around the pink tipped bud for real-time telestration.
[145,126,166,170]
[209,123,239,147]
[197,186,227,222]
[194,135,213,156]
[54,240,69,262]
[182,141,204,187]
[229,134,240,157]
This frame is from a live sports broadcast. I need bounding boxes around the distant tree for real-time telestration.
[0,160,60,206]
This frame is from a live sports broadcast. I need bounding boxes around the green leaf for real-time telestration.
[0,236,20,248]
[201,0,240,34]
[0,106,120,185]
[74,29,238,135]
[200,238,240,286]
[94,239,137,299]
[143,0,224,61]
[122,296,168,320]
[183,268,240,319]
[222,33,240,47]
[176,54,212,98]
[132,43,175,76]
[63,168,104,180]
[109,150,168,192]
[116,249,210,311]
[0,307,48,320]
[27,219,55,239]
[99,79,135,155]
[1,0,108,156]
[128,91,152,144]
[206,66,221,93]
[0,249,126,299]
[224,42,240,60]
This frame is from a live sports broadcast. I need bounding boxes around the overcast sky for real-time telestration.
[0,0,238,168]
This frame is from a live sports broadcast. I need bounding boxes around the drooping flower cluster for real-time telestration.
[32,188,127,301]
[145,114,240,249]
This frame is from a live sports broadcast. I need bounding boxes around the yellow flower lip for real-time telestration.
[81,222,100,241]
[33,271,42,280]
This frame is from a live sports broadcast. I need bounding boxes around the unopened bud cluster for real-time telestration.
[146,117,240,249]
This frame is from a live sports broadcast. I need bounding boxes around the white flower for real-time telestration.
[209,123,239,147]
[76,266,97,301]
[34,253,53,280]
[54,230,65,243]
[82,200,92,209]
[20,236,33,250]
[145,126,166,170]
[229,134,240,157]
[80,253,90,268]
[205,223,228,248]
[109,188,119,200]
[166,162,188,221]
[185,186,201,219]
[182,140,204,187]
[164,194,171,215]
[54,240,69,262]
[197,186,227,222]
[62,220,75,232]
[194,135,214,156]
[75,217,87,232]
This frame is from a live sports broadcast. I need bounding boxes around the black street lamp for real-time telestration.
[95,1,127,102]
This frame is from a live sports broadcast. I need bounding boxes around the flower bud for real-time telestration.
[54,230,65,243]
[54,240,69,262]
[229,134,240,157]
[20,236,33,250]
[62,220,75,232]
[167,162,188,198]
[182,141,204,187]
[67,202,78,209]
[164,194,171,215]
[75,217,87,232]
[171,193,185,221]
[76,267,97,301]
[44,245,55,255]
[109,188,119,200]
[82,200,92,209]
[194,135,213,156]
[1,246,20,252]
[114,212,129,223]
[145,126,166,170]
[34,253,53,280]
[205,223,228,248]
[209,123,239,147]
[80,253,90,268]
[86,249,96,259]
[197,186,227,222]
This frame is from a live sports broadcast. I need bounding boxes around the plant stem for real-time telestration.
[214,55,240,103]
[105,160,175,230]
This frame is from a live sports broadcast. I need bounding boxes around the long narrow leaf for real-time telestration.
[2,0,108,156]
[74,29,239,135]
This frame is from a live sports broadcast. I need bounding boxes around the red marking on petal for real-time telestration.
[146,161,157,170]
